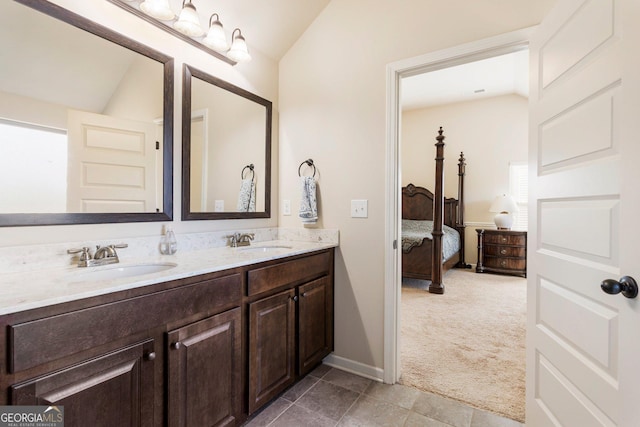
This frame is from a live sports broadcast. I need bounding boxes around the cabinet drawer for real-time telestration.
[247,251,331,296]
[483,233,526,246]
[9,273,241,373]
[483,256,526,271]
[484,245,525,257]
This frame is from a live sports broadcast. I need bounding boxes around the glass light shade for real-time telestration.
[139,0,175,21]
[173,2,204,37]
[202,16,228,52]
[227,29,251,62]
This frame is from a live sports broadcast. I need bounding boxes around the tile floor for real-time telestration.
[243,365,524,427]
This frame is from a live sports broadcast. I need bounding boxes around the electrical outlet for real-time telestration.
[214,200,224,212]
[283,199,291,216]
[351,199,368,218]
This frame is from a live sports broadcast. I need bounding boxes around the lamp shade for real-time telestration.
[227,28,251,62]
[173,1,204,37]
[202,14,228,52]
[139,0,175,21]
[489,194,519,230]
[489,194,519,213]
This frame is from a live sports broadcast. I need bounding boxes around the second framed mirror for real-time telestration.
[182,64,272,220]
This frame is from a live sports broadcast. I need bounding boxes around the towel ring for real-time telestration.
[241,164,255,181]
[298,159,316,177]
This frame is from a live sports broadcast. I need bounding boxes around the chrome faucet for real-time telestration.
[94,245,117,260]
[68,243,128,267]
[237,233,255,246]
[227,232,255,247]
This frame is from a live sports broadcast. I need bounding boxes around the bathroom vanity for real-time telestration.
[0,243,335,426]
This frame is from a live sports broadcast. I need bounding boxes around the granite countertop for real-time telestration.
[0,240,336,316]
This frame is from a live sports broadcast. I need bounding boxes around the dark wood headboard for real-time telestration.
[402,184,458,228]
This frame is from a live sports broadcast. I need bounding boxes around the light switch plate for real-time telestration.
[283,199,291,216]
[214,200,224,212]
[351,199,368,218]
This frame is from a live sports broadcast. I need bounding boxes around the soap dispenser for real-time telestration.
[160,227,178,255]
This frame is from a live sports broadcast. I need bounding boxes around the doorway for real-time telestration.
[383,27,534,384]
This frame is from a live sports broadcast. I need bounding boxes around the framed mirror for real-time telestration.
[182,64,272,220]
[0,0,174,227]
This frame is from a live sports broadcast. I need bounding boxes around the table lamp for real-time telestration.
[489,194,519,230]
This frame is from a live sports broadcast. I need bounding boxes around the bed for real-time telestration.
[401,128,470,293]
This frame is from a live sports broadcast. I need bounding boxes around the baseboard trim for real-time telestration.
[322,354,384,383]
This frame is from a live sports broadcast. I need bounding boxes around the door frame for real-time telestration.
[383,27,535,383]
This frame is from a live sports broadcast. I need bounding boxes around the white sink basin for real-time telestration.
[69,263,178,282]
[238,245,293,252]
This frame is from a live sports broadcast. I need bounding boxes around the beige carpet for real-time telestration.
[399,269,526,422]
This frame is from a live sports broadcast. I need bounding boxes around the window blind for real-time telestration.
[509,162,528,231]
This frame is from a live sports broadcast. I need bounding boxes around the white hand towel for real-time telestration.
[299,176,317,223]
[237,179,256,212]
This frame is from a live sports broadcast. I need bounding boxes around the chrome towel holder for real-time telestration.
[298,159,316,177]
[241,164,255,181]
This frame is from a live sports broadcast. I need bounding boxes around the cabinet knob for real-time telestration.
[500,249,507,255]
[500,260,507,267]
[144,351,156,361]
[501,237,507,242]
[171,342,181,350]
[302,292,308,297]
[291,295,299,302]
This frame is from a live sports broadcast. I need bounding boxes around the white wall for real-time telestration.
[402,94,529,263]
[0,0,279,246]
[279,0,554,372]
[1,0,551,378]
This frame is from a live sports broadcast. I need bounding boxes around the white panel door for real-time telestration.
[66,109,158,213]
[528,0,640,426]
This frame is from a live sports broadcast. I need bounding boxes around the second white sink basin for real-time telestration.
[69,263,178,282]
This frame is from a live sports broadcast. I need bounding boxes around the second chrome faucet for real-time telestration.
[227,233,255,247]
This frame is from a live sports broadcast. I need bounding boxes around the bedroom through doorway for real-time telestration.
[397,48,529,422]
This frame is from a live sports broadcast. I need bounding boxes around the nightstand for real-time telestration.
[476,229,527,277]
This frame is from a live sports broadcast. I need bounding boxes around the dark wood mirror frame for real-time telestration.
[0,0,174,227]
[182,64,272,220]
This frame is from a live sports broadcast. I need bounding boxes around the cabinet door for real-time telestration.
[167,308,241,427]
[248,289,295,414]
[298,277,333,376]
[11,340,155,427]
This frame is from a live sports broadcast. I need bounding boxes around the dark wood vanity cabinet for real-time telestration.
[167,307,242,427]
[0,270,242,427]
[298,276,333,376]
[0,248,335,426]
[248,289,297,413]
[246,250,334,414]
[11,340,156,427]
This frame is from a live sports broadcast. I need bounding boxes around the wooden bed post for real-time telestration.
[455,152,472,269]
[430,127,446,294]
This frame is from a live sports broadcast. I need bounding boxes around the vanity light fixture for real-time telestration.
[116,0,251,64]
[138,0,174,21]
[202,13,228,52]
[227,29,251,62]
[173,0,204,37]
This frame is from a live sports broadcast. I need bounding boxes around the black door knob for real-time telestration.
[601,276,638,299]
